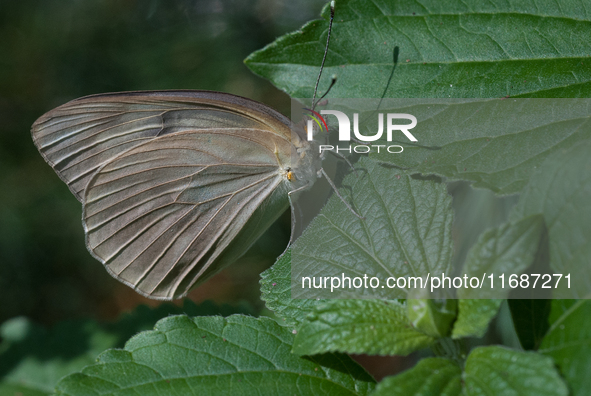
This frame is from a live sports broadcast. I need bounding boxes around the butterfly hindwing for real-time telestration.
[83,129,291,299]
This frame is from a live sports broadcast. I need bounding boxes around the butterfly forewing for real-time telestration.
[32,91,292,201]
[32,91,294,299]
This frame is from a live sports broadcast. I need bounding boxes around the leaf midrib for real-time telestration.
[248,55,591,67]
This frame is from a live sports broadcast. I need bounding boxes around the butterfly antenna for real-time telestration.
[320,168,364,220]
[311,1,335,111]
[316,75,337,105]
[351,46,400,146]
[374,46,399,112]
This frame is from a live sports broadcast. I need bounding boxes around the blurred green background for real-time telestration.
[0,0,327,326]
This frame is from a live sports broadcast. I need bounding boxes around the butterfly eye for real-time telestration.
[286,169,295,181]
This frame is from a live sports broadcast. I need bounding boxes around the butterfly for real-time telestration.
[31,90,322,300]
[31,2,338,300]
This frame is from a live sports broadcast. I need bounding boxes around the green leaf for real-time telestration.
[292,157,454,299]
[292,300,435,356]
[452,299,502,340]
[463,346,568,396]
[512,140,591,297]
[54,315,375,396]
[450,182,520,273]
[407,298,457,338]
[370,358,461,396]
[0,301,253,395]
[245,0,591,99]
[247,0,591,195]
[459,215,544,297]
[452,214,543,336]
[370,99,591,195]
[540,300,591,396]
[508,299,551,350]
[260,249,325,328]
[451,215,544,339]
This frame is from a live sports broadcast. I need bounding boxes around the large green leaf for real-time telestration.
[512,140,591,297]
[260,249,325,328]
[247,0,591,195]
[0,301,253,395]
[463,346,568,396]
[54,315,375,396]
[291,157,453,300]
[246,0,591,99]
[540,300,591,396]
[370,358,461,396]
[292,299,435,356]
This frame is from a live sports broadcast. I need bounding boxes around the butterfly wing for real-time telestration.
[31,91,294,299]
[31,91,292,201]
[83,129,290,299]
